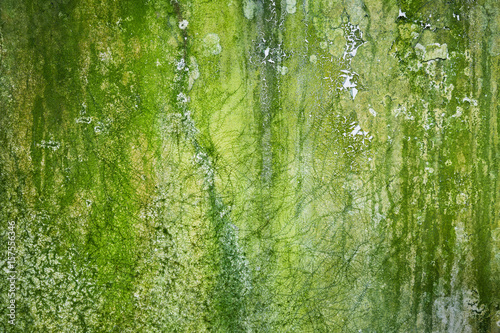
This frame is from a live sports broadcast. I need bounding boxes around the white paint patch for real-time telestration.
[188,57,199,90]
[178,20,188,30]
[342,23,365,59]
[462,96,478,106]
[351,125,361,136]
[334,23,365,100]
[342,75,357,89]
[339,72,360,100]
[264,47,270,58]
[176,58,186,71]
[177,92,189,103]
[351,87,358,99]
[347,122,372,144]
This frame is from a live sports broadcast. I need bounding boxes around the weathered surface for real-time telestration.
[0,0,499,332]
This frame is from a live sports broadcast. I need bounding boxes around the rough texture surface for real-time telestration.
[1,0,499,332]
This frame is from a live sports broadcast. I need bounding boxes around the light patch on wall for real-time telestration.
[243,0,257,20]
[203,33,222,55]
[286,0,297,14]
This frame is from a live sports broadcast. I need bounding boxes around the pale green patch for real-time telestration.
[203,33,222,56]
[243,0,257,20]
[286,0,297,14]
[188,56,200,90]
[415,42,448,61]
[179,19,188,30]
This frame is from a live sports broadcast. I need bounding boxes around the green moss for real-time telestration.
[1,0,499,332]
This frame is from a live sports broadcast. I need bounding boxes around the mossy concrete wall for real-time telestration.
[0,0,499,332]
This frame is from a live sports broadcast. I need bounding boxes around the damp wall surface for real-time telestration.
[0,0,499,332]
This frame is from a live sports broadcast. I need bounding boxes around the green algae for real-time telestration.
[0,0,499,332]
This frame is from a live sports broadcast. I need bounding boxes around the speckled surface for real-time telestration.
[0,0,499,332]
